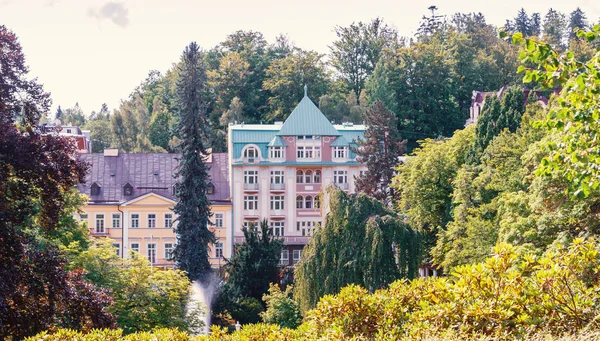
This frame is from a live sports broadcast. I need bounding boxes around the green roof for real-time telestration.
[330,135,350,146]
[268,136,287,147]
[276,95,340,136]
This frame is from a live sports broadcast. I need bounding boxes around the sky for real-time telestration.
[1,0,599,116]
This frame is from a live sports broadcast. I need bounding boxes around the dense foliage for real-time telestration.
[294,187,420,312]
[31,238,600,340]
[69,240,193,334]
[172,42,216,283]
[260,284,302,329]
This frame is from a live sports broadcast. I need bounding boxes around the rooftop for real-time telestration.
[77,152,230,204]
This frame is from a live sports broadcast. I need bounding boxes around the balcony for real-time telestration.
[270,183,285,191]
[243,182,259,191]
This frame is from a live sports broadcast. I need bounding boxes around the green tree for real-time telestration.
[354,100,406,202]
[384,36,463,148]
[392,126,475,260]
[569,7,588,40]
[85,119,114,152]
[61,102,87,126]
[226,219,283,301]
[505,8,540,37]
[512,26,600,198]
[472,86,525,160]
[542,8,568,49]
[294,188,419,312]
[261,283,302,329]
[172,42,215,283]
[148,98,175,151]
[219,96,245,126]
[263,48,331,121]
[329,18,399,104]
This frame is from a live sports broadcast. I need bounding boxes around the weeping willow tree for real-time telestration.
[294,187,420,312]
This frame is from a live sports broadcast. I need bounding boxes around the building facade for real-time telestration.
[76,149,232,268]
[228,90,366,267]
[39,122,92,153]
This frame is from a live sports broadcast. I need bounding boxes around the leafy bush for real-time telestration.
[29,238,600,340]
[261,284,302,329]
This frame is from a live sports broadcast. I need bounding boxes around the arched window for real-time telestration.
[305,170,312,184]
[296,195,304,209]
[314,170,321,183]
[305,195,313,209]
[314,195,321,208]
[296,170,304,183]
[243,146,259,159]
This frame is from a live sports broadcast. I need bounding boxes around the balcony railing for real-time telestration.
[243,182,259,190]
[270,183,285,190]
[334,182,349,190]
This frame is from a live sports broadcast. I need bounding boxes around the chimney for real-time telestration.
[104,148,119,157]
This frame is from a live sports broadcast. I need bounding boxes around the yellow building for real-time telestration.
[76,149,232,268]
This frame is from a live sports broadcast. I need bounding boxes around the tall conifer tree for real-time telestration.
[173,42,215,283]
[354,100,406,203]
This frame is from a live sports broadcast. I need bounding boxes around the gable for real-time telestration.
[123,192,176,206]
[276,95,340,136]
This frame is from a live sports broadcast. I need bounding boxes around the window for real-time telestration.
[207,183,215,194]
[305,170,312,184]
[271,170,284,184]
[214,242,224,258]
[214,213,224,228]
[270,147,283,159]
[293,249,303,264]
[123,183,133,196]
[333,146,348,159]
[244,195,258,210]
[296,170,304,183]
[79,213,88,222]
[112,243,120,257]
[66,128,72,134]
[95,214,105,233]
[296,146,305,159]
[244,170,258,185]
[165,213,173,228]
[130,243,140,254]
[296,195,303,209]
[164,243,174,260]
[147,243,157,264]
[110,213,120,229]
[131,213,139,228]
[297,221,319,236]
[314,170,321,183]
[270,195,284,210]
[148,214,156,228]
[333,170,348,184]
[280,249,289,265]
[305,195,313,209]
[271,221,285,236]
[90,183,100,196]
[243,146,258,159]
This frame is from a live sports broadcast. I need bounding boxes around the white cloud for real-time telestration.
[87,1,129,28]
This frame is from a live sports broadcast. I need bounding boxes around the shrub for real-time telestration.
[260,284,302,329]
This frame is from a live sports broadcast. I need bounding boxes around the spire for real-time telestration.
[304,84,308,97]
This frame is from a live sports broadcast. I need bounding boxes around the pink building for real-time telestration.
[227,89,366,267]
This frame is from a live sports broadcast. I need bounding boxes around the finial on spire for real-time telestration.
[304,84,308,97]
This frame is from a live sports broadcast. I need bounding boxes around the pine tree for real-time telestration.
[354,100,406,203]
[569,8,588,40]
[172,42,215,283]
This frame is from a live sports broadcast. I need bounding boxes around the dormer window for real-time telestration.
[333,146,348,159]
[123,183,133,196]
[90,182,101,196]
[243,146,259,163]
[207,183,215,194]
[269,147,283,159]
